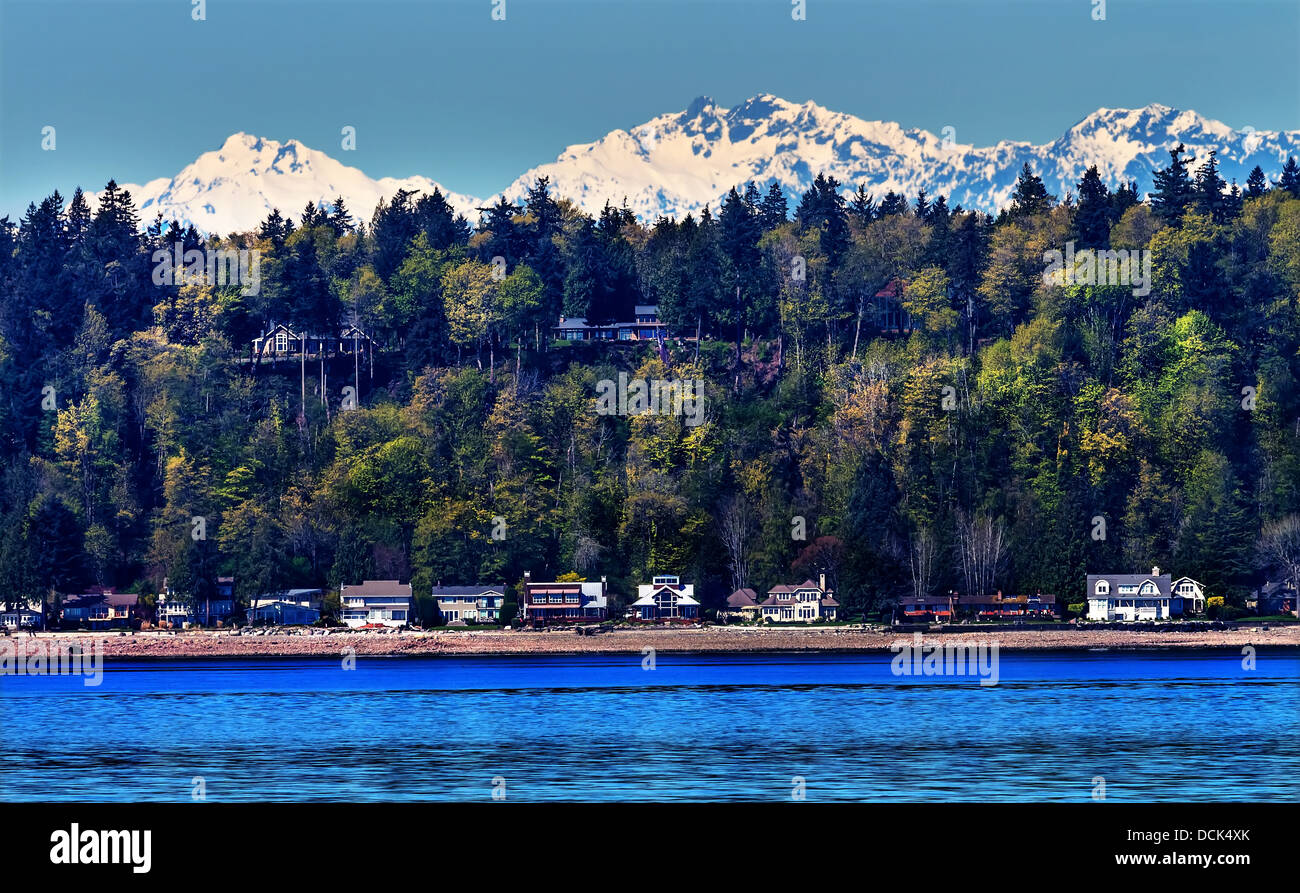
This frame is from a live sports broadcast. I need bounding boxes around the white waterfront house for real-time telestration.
[1170,577,1206,615]
[759,574,840,622]
[629,575,700,621]
[155,591,194,627]
[340,580,413,628]
[0,602,42,630]
[1086,568,1181,620]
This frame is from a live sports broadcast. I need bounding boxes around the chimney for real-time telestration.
[1152,566,1160,576]
[819,573,826,592]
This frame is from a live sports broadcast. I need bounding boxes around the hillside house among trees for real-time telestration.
[553,304,667,341]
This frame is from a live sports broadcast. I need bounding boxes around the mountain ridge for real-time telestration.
[88,97,1300,234]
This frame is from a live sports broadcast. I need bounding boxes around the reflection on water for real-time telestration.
[2,651,1296,802]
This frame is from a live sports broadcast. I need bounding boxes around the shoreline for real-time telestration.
[8,624,1299,660]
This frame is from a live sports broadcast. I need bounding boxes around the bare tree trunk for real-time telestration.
[909,528,936,601]
[852,297,863,361]
[719,496,752,594]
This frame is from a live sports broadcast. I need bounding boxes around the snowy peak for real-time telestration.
[91,133,479,236]
[499,96,1299,219]
[87,97,1300,233]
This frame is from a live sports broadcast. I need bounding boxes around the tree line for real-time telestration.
[1,147,1299,621]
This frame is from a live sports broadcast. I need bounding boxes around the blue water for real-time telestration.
[1,651,1296,802]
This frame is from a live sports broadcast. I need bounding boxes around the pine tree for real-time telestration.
[849,184,875,226]
[1279,157,1300,197]
[300,201,321,229]
[1009,163,1053,218]
[759,182,788,230]
[1110,181,1139,220]
[1149,143,1195,224]
[914,189,930,221]
[1073,165,1111,248]
[1194,150,1229,222]
[1244,166,1268,199]
[327,196,354,234]
[257,208,295,249]
[878,191,908,217]
[65,188,92,244]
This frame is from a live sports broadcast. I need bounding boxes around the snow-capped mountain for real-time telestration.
[88,98,1300,233]
[90,133,479,235]
[500,95,1300,218]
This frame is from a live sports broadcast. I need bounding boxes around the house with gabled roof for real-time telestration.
[1170,577,1206,615]
[251,321,379,360]
[629,574,699,621]
[1251,578,1297,617]
[759,575,839,622]
[431,583,507,625]
[1087,568,1178,620]
[0,603,43,630]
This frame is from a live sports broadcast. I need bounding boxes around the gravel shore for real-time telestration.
[9,623,1299,659]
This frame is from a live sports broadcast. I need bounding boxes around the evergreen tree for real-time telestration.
[1244,166,1268,199]
[1149,143,1196,224]
[1193,150,1229,222]
[878,191,908,216]
[914,189,931,221]
[1073,165,1112,248]
[1009,163,1053,218]
[414,189,468,251]
[258,208,293,249]
[370,189,420,279]
[327,196,354,234]
[759,182,788,230]
[1279,157,1300,197]
[849,184,875,227]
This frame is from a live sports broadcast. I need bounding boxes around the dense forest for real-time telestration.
[2,148,1299,623]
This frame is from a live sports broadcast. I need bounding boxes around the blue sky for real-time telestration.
[1,0,1297,217]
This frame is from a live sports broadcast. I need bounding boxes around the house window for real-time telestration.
[275,332,288,352]
[1095,581,1110,596]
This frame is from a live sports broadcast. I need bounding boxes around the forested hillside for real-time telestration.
[2,150,1299,621]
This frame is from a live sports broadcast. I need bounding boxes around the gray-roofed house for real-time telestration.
[1086,568,1174,621]
[431,583,507,624]
[759,575,839,622]
[340,580,413,628]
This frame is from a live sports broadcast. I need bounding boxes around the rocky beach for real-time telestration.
[7,623,1298,659]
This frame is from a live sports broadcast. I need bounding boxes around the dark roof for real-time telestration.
[431,584,506,596]
[341,580,412,597]
[725,588,759,607]
[1087,574,1171,598]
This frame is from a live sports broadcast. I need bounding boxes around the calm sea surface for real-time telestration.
[2,650,1296,802]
